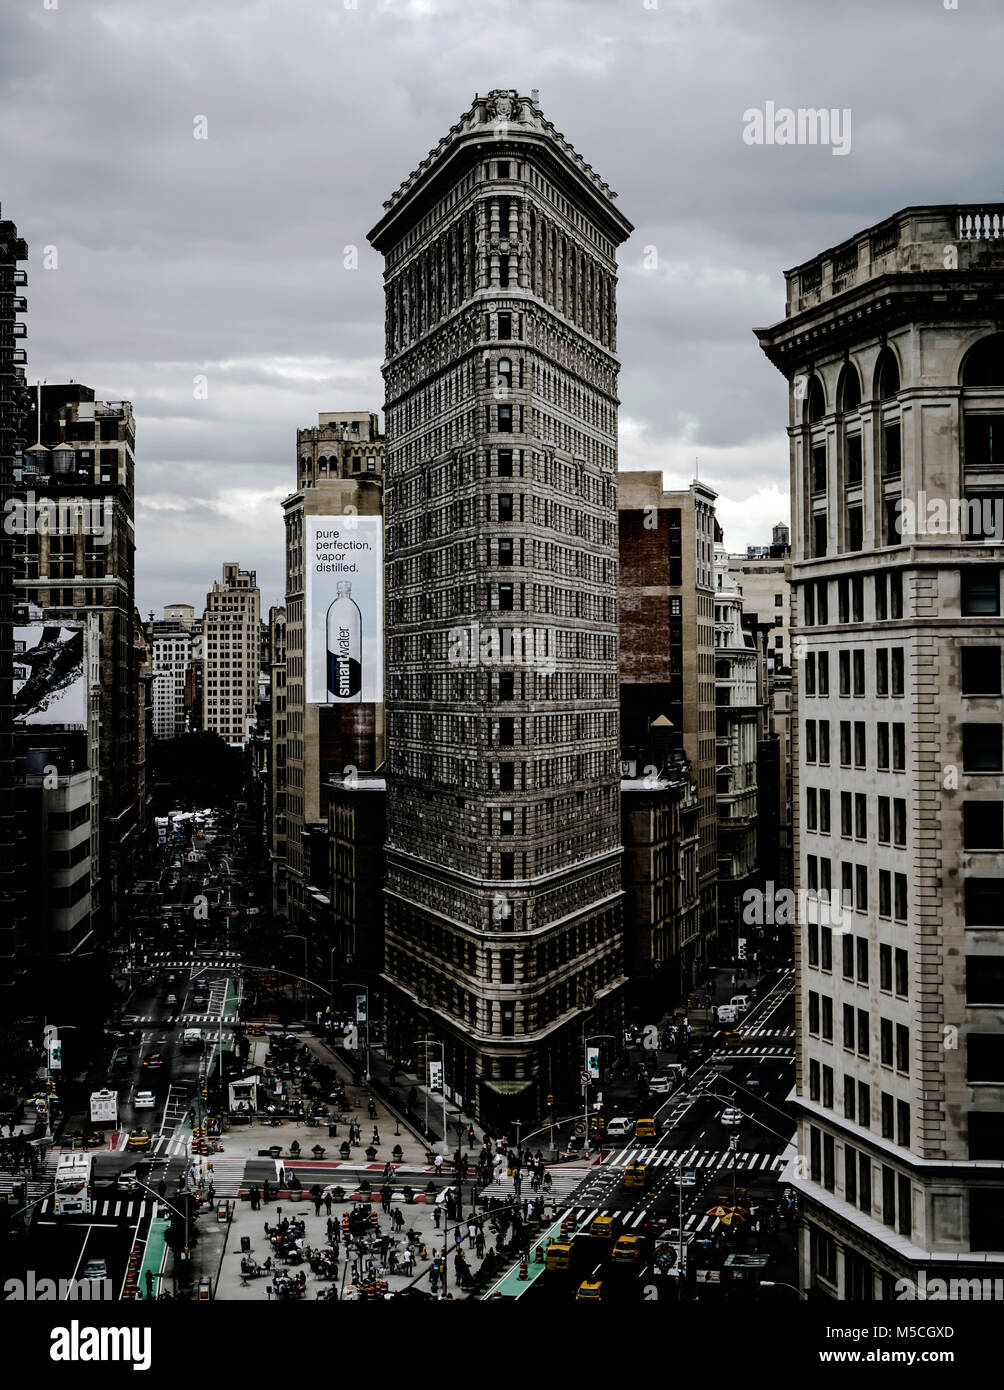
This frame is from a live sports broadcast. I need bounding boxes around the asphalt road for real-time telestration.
[522,970,797,1301]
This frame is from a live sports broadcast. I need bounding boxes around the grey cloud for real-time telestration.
[2,0,1002,611]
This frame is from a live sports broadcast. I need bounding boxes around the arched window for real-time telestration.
[874,347,900,400]
[805,375,825,424]
[961,333,1004,387]
[497,357,512,388]
[317,456,329,473]
[837,363,861,412]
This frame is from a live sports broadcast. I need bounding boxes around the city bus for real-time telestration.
[53,1153,93,1217]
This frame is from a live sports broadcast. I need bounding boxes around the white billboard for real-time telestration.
[304,515,383,705]
[13,624,87,727]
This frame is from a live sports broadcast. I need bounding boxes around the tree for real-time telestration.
[0,1024,42,1103]
[150,731,244,810]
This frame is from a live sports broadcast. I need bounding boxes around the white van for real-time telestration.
[606,1117,634,1141]
[717,1004,739,1024]
[730,995,751,1015]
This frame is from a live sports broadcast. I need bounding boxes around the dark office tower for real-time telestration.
[21,385,137,934]
[0,210,30,992]
[368,91,633,1127]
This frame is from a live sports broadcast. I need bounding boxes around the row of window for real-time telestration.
[805,717,1003,772]
[808,993,911,1071]
[805,789,907,845]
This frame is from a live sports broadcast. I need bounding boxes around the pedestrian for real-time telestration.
[468,1220,477,1248]
[453,1224,463,1249]
[314,1194,322,1217]
[327,1216,335,1239]
[433,1203,442,1230]
[324,1193,332,1216]
[467,1125,475,1149]
[475,1228,485,1259]
[368,1098,377,1120]
[434,1153,443,1175]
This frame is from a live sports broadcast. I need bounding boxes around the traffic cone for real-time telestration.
[517,1256,529,1280]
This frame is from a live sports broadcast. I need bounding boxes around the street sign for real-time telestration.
[573,1120,586,1136]
[48,1042,62,1072]
[580,1071,591,1085]
[585,1047,600,1080]
[428,1060,443,1093]
[355,994,367,1023]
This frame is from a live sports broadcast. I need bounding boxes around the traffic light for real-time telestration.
[546,1093,554,1108]
[201,1088,208,1101]
[737,938,747,961]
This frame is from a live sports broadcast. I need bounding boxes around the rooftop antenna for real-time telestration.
[695,455,700,481]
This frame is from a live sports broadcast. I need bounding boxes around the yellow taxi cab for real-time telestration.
[634,1117,657,1139]
[612,1235,641,1264]
[624,1162,648,1190]
[576,1279,604,1300]
[588,1214,618,1241]
[545,1241,572,1271]
[126,1128,151,1152]
[723,1032,744,1049]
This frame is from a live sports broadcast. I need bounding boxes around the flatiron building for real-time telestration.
[368,90,632,1125]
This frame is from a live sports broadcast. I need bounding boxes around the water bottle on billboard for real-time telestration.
[326,581,362,702]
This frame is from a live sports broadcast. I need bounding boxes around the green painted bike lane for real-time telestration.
[482,1216,568,1299]
[137,1215,170,1299]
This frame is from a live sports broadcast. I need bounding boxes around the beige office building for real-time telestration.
[758,204,1004,1296]
[202,562,260,746]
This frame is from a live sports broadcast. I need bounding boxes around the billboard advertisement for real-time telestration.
[305,515,383,704]
[13,624,87,727]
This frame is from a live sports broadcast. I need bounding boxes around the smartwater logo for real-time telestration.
[50,1320,151,1372]
[742,102,852,157]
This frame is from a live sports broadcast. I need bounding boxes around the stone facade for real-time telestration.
[757,203,1004,1295]
[202,563,260,747]
[368,91,632,1125]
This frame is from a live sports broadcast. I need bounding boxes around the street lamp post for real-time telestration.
[413,1037,448,1156]
[344,981,370,1081]
[284,934,309,1012]
[42,1023,77,1140]
[761,1280,806,1300]
[581,1032,615,1156]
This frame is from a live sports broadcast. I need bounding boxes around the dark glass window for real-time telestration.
[961,647,1002,694]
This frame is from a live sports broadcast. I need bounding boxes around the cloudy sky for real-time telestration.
[2,0,1000,614]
